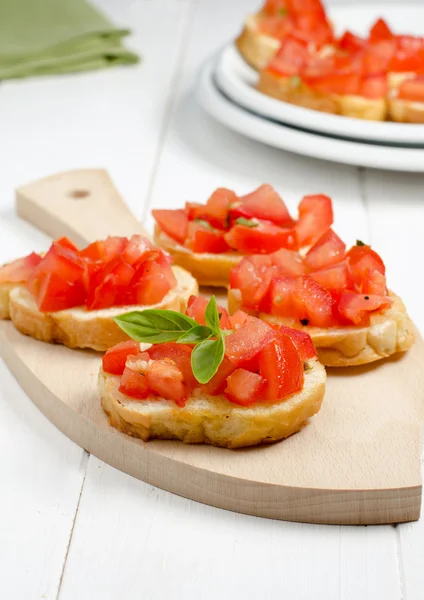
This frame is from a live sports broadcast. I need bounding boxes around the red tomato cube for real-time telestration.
[338,291,392,325]
[225,220,298,254]
[259,332,304,401]
[225,316,275,367]
[0,252,41,284]
[147,359,187,406]
[294,194,333,247]
[152,209,189,245]
[304,229,346,271]
[225,369,266,406]
[119,367,150,400]
[237,184,293,226]
[102,341,141,375]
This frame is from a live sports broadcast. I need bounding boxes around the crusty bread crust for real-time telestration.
[154,225,242,287]
[228,289,415,367]
[236,14,281,71]
[257,71,387,121]
[99,358,326,448]
[389,99,424,123]
[0,282,14,319]
[4,266,198,351]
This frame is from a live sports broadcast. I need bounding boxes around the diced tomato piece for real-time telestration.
[147,343,197,390]
[187,222,230,253]
[185,202,203,220]
[271,248,307,275]
[338,291,392,325]
[266,36,310,77]
[0,252,42,283]
[295,194,333,247]
[130,260,176,306]
[55,237,80,252]
[263,0,288,16]
[390,37,424,73]
[235,184,293,226]
[259,332,304,401]
[123,235,154,265]
[230,255,274,310]
[398,76,424,102]
[80,236,127,262]
[185,295,230,328]
[275,325,316,359]
[229,310,249,330]
[339,31,365,53]
[346,245,385,286]
[152,209,188,245]
[204,188,235,229]
[266,276,298,316]
[224,369,266,406]
[225,220,298,254]
[102,341,140,375]
[258,14,295,39]
[147,359,187,406]
[201,356,236,395]
[360,74,388,99]
[362,269,387,296]
[86,257,135,310]
[310,260,351,290]
[119,367,150,400]
[225,316,275,367]
[369,18,393,43]
[304,229,346,271]
[126,351,151,369]
[294,275,335,327]
[311,71,361,96]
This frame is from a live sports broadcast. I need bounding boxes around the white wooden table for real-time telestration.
[0,1,423,598]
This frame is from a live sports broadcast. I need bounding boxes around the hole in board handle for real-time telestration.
[69,189,90,199]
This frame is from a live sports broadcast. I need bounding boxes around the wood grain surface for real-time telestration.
[2,169,423,525]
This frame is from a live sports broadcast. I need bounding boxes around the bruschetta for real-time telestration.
[153,185,332,287]
[236,0,333,71]
[227,234,414,367]
[0,235,198,351]
[99,296,326,448]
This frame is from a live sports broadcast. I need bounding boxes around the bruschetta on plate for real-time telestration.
[0,235,198,351]
[153,185,332,287]
[99,296,326,448]
[227,229,414,367]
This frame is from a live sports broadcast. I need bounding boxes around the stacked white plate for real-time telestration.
[196,3,424,171]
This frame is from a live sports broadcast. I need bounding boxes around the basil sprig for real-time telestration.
[114,297,232,384]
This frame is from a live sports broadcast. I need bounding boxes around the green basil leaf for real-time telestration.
[195,219,213,230]
[114,309,197,343]
[235,217,258,228]
[356,239,366,246]
[278,7,287,15]
[177,325,211,344]
[191,336,225,384]
[205,296,220,334]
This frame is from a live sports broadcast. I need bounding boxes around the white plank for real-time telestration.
[363,169,424,600]
[58,1,400,598]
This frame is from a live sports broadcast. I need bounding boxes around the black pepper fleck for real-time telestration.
[300,318,309,326]
[364,296,369,300]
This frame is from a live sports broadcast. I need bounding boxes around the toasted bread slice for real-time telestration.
[388,99,424,123]
[257,71,387,121]
[99,357,326,448]
[3,266,198,351]
[236,14,281,71]
[154,226,242,287]
[228,290,414,367]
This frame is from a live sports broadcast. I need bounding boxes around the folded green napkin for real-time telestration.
[0,0,139,79]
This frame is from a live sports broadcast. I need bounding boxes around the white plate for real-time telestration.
[196,56,424,171]
[215,3,424,146]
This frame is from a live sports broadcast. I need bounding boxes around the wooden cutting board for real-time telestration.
[1,169,423,525]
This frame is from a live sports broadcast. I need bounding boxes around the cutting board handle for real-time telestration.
[16,169,148,247]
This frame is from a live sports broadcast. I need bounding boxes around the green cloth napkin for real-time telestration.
[0,0,139,79]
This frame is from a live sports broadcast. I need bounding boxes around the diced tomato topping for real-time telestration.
[369,18,393,43]
[130,260,176,306]
[201,356,236,395]
[186,295,230,328]
[119,367,150,400]
[187,222,230,254]
[338,292,392,325]
[102,341,141,375]
[310,261,351,290]
[152,209,188,245]
[86,256,135,310]
[259,332,304,401]
[362,269,387,296]
[80,236,127,262]
[294,275,335,327]
[295,194,333,247]
[263,0,288,16]
[55,237,80,252]
[235,184,293,226]
[360,74,388,99]
[229,310,249,330]
[146,359,187,406]
[203,188,235,229]
[266,35,310,77]
[230,255,274,310]
[0,252,42,284]
[123,235,155,265]
[304,229,346,271]
[126,351,151,369]
[398,76,424,102]
[275,325,316,360]
[339,31,365,53]
[346,245,385,285]
[271,248,307,275]
[225,316,275,367]
[225,220,298,254]
[264,276,298,316]
[224,369,266,406]
[147,343,197,391]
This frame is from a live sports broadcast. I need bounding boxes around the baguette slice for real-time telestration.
[388,99,424,123]
[236,14,281,71]
[99,358,326,448]
[154,225,242,287]
[3,266,198,352]
[228,290,414,367]
[257,71,387,121]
